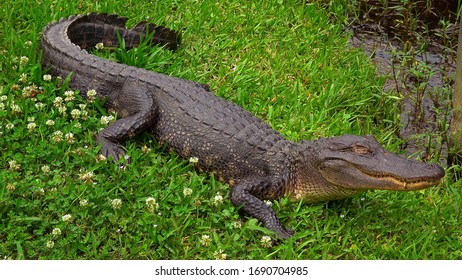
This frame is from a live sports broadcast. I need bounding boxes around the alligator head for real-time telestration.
[317,134,444,190]
[294,134,445,202]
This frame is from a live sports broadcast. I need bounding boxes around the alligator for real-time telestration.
[41,13,445,238]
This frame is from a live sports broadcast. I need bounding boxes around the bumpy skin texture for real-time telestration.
[41,13,445,238]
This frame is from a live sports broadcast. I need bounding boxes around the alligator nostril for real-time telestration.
[429,163,445,178]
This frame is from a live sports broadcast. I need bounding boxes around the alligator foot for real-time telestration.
[97,138,129,164]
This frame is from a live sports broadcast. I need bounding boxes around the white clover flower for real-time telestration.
[46,240,54,249]
[189,156,199,164]
[260,235,272,248]
[213,192,223,206]
[96,154,107,162]
[100,116,109,125]
[43,74,52,81]
[233,220,242,229]
[79,170,94,183]
[64,90,75,102]
[79,199,88,207]
[45,120,55,126]
[24,84,42,98]
[0,95,7,101]
[35,102,45,110]
[201,234,211,246]
[19,73,27,83]
[20,56,29,66]
[86,89,97,101]
[146,197,159,213]
[22,86,32,98]
[65,132,75,144]
[52,130,63,142]
[6,123,14,129]
[141,145,151,154]
[41,165,51,173]
[95,42,104,50]
[58,105,67,115]
[183,187,193,197]
[80,109,88,119]
[111,198,122,209]
[10,102,22,113]
[53,97,63,107]
[27,116,35,122]
[213,249,227,260]
[24,41,32,46]
[62,214,72,222]
[6,183,16,191]
[145,197,158,206]
[264,200,273,207]
[70,109,81,119]
[8,160,20,171]
[100,115,114,125]
[27,122,36,132]
[52,228,61,236]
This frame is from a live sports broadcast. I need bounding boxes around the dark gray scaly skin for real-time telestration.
[41,13,445,238]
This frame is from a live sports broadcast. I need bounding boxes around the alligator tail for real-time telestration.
[66,12,181,50]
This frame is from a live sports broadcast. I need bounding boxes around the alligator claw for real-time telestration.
[277,228,295,239]
[269,224,295,239]
[99,140,128,165]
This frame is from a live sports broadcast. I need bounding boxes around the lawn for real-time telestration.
[0,0,460,259]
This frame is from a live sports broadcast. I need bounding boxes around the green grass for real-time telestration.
[0,0,460,259]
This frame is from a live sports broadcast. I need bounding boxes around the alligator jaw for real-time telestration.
[355,168,445,191]
[318,158,445,192]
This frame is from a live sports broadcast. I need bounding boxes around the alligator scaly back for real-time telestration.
[41,14,444,239]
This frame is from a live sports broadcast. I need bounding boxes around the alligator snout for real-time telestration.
[426,163,445,181]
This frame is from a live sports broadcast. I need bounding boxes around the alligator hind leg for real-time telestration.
[230,178,295,239]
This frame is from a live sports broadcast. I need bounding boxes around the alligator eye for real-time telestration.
[340,144,372,155]
[351,144,372,155]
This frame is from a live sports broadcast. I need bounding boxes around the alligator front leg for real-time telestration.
[96,109,156,162]
[96,85,159,163]
[230,178,294,239]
